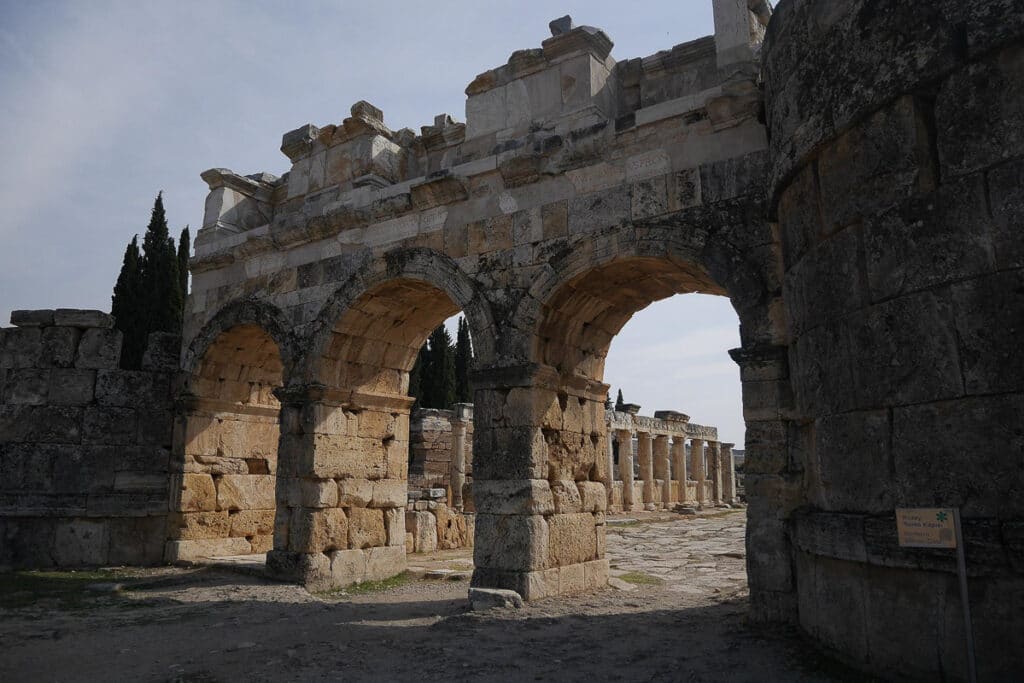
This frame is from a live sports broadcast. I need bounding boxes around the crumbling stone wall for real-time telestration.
[408,408,474,490]
[764,1,1024,678]
[0,310,177,568]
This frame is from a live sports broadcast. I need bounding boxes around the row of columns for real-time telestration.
[609,429,735,510]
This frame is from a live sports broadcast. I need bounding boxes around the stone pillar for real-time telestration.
[671,437,687,504]
[267,383,409,591]
[606,430,616,507]
[708,441,722,504]
[637,431,654,510]
[450,402,473,511]
[617,429,635,511]
[720,442,736,504]
[653,435,671,510]
[689,437,705,506]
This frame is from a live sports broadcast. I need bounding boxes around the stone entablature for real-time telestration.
[606,409,718,441]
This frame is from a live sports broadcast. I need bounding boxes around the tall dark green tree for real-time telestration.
[421,325,456,409]
[615,388,625,411]
[111,236,145,368]
[408,345,427,407]
[177,225,190,302]
[139,192,182,337]
[454,316,473,404]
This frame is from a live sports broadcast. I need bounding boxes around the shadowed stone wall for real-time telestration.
[0,311,177,568]
[764,1,1024,678]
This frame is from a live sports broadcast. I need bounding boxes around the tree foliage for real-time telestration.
[111,193,188,368]
[454,316,473,403]
[615,389,625,411]
[410,318,474,410]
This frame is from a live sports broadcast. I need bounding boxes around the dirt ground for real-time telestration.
[0,511,871,682]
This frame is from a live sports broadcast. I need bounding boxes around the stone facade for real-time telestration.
[0,311,176,568]
[408,406,474,490]
[1,1,1022,679]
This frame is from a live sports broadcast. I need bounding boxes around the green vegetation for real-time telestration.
[110,193,190,368]
[0,569,133,610]
[617,571,664,586]
[316,571,413,598]
[409,317,473,409]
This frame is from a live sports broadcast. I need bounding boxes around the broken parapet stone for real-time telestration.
[10,309,113,329]
[469,587,524,610]
[549,15,573,36]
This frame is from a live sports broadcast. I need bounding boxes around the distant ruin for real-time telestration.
[1,0,1022,679]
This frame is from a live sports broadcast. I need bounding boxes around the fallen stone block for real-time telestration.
[469,587,524,610]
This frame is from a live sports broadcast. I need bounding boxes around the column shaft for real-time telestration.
[720,442,736,504]
[689,437,705,506]
[637,431,654,510]
[617,429,635,510]
[671,437,687,504]
[653,435,671,509]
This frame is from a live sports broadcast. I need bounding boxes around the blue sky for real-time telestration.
[0,1,743,444]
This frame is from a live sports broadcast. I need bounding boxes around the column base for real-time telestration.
[267,546,407,591]
[471,559,609,600]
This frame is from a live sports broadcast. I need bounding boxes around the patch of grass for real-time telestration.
[316,571,413,598]
[617,571,664,586]
[0,569,132,610]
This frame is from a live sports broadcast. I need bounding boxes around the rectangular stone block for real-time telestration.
[364,545,407,582]
[48,369,95,405]
[384,507,405,546]
[107,516,166,565]
[337,478,374,507]
[217,474,276,511]
[567,186,630,235]
[547,512,598,567]
[10,309,54,327]
[229,508,276,537]
[40,326,80,368]
[369,479,405,508]
[473,513,548,572]
[82,406,137,445]
[472,479,554,515]
[406,510,438,553]
[289,507,348,553]
[53,519,109,566]
[166,537,251,562]
[951,269,1024,395]
[347,506,386,549]
[75,329,122,369]
[4,368,49,404]
[1,327,41,368]
[576,481,608,513]
[168,511,230,540]
[94,370,169,408]
[329,548,367,585]
[309,433,387,479]
[175,473,218,512]
[293,478,338,508]
[54,309,114,328]
[811,410,893,514]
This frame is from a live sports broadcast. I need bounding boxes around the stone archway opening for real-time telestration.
[166,323,284,562]
[268,277,473,589]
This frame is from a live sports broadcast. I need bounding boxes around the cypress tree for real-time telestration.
[408,345,427,406]
[454,316,473,404]
[615,389,625,411]
[422,325,456,409]
[139,192,182,336]
[177,225,190,302]
[111,236,145,368]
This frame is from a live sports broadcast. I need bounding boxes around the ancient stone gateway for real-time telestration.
[0,0,1015,679]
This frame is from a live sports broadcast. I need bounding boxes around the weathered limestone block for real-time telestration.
[435,503,469,550]
[47,369,95,405]
[469,587,524,610]
[384,507,405,546]
[74,329,122,369]
[347,506,386,549]
[216,474,276,511]
[10,309,55,327]
[550,479,582,513]
[406,510,438,553]
[337,478,374,506]
[1,327,41,368]
[249,534,273,553]
[40,327,80,368]
[228,509,276,537]
[82,406,137,445]
[364,545,406,581]
[311,433,387,479]
[53,309,114,328]
[95,370,169,408]
[577,481,608,513]
[289,507,348,553]
[4,368,49,405]
[473,479,554,515]
[168,511,230,540]
[369,479,405,508]
[547,512,598,567]
[177,473,218,512]
[474,513,548,571]
[292,478,338,508]
[53,519,109,566]
[167,537,251,562]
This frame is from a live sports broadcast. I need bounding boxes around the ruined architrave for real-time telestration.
[2,1,1023,679]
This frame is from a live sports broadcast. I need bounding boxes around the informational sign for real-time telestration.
[895,508,957,548]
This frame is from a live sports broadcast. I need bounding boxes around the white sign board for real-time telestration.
[896,508,957,548]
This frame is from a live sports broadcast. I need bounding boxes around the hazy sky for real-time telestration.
[0,1,744,444]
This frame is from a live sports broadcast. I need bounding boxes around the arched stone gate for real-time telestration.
[173,1,1024,678]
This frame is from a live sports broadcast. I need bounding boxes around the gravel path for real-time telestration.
[0,511,868,682]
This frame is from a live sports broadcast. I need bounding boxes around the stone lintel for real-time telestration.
[653,410,690,423]
[410,173,469,210]
[10,309,56,327]
[178,395,280,419]
[199,168,276,203]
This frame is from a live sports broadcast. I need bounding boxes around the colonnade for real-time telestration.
[606,409,735,512]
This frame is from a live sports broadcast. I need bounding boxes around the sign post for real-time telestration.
[896,508,976,683]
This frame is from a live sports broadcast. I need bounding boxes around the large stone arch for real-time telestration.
[167,298,293,563]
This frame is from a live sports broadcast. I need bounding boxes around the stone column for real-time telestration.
[720,442,736,504]
[606,430,616,507]
[267,383,409,591]
[637,431,654,510]
[653,435,671,509]
[671,437,687,504]
[450,403,473,511]
[689,437,705,506]
[708,441,722,504]
[617,429,635,511]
